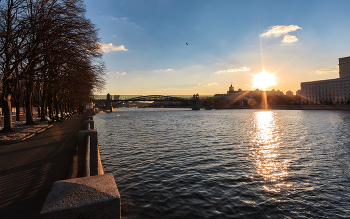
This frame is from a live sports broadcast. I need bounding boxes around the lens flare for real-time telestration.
[253,71,276,90]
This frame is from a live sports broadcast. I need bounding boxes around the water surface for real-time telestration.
[95,109,350,218]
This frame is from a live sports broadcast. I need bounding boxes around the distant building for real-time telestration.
[113,95,120,100]
[286,90,293,97]
[301,56,350,104]
[301,77,350,104]
[227,84,235,94]
[296,90,301,96]
[213,84,285,106]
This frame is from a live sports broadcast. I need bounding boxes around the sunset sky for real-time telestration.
[84,0,350,96]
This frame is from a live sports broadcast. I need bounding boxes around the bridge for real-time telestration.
[92,93,251,111]
[93,94,201,111]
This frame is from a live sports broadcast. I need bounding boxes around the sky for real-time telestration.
[84,0,350,96]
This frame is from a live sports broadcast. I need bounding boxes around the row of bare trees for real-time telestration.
[0,0,105,132]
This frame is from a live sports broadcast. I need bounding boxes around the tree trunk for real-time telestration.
[48,93,53,118]
[15,100,20,121]
[37,105,41,118]
[1,93,15,132]
[25,74,35,125]
[54,94,59,120]
[25,92,34,125]
[41,93,46,121]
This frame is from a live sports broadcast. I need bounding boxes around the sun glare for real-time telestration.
[253,71,276,90]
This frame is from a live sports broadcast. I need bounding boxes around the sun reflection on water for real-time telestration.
[251,111,290,193]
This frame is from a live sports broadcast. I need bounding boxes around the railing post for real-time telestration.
[85,135,90,177]
[83,120,94,130]
[78,130,88,177]
[85,115,93,121]
[89,130,98,176]
[78,129,98,177]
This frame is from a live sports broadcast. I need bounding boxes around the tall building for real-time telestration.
[301,56,350,104]
[339,56,350,78]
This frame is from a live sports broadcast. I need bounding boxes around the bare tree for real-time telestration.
[0,0,105,131]
[0,0,29,132]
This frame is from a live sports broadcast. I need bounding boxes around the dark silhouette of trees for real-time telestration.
[0,0,105,132]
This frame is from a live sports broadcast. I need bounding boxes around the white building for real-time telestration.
[300,56,350,104]
[301,77,350,104]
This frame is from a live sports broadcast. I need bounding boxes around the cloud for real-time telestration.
[261,25,302,37]
[98,43,128,53]
[282,35,298,43]
[215,67,250,74]
[108,71,127,75]
[107,16,128,21]
[316,66,339,74]
[155,69,175,72]
[197,82,219,87]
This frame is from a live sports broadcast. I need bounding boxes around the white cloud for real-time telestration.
[215,67,250,74]
[107,16,128,21]
[261,25,302,37]
[98,43,128,53]
[155,69,175,72]
[197,82,219,87]
[316,66,339,74]
[282,35,298,43]
[108,71,127,75]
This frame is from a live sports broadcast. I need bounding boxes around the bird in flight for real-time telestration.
[186,42,188,45]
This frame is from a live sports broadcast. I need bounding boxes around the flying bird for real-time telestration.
[186,42,188,45]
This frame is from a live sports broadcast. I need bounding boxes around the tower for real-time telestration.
[227,83,234,94]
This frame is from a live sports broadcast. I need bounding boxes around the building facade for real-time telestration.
[301,77,350,104]
[301,56,350,104]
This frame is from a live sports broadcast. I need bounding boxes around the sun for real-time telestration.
[253,71,276,90]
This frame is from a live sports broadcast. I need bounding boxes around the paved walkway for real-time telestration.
[0,115,85,219]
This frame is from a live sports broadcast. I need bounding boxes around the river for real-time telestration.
[94,108,350,218]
